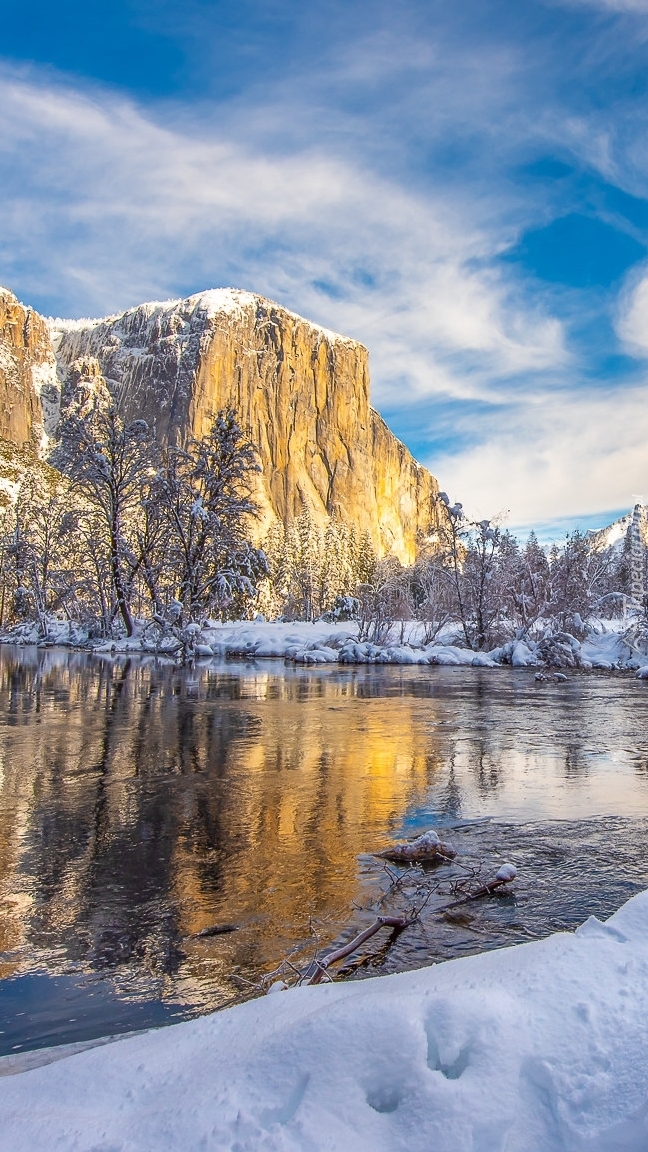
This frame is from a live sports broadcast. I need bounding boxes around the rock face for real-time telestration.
[50,290,438,561]
[0,286,439,560]
[0,287,58,451]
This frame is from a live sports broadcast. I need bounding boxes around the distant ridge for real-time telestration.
[587,504,648,554]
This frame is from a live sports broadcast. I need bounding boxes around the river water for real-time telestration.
[1,646,647,1056]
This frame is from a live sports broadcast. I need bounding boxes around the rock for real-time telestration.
[378,828,456,863]
[192,923,239,938]
[50,289,439,562]
[537,633,581,669]
[0,286,59,450]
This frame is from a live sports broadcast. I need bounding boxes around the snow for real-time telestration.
[47,288,360,350]
[2,891,648,1150]
[5,616,648,680]
[148,618,648,676]
[587,511,634,551]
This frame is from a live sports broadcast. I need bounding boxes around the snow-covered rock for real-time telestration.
[510,639,537,667]
[378,828,457,862]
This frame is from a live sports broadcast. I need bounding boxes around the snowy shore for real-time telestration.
[1,891,648,1151]
[4,616,648,676]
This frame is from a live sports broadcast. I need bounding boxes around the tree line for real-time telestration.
[0,376,641,646]
[0,362,269,636]
[355,494,639,650]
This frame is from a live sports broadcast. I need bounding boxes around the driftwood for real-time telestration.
[377,829,456,864]
[261,858,518,994]
[440,864,517,912]
[191,923,239,939]
[304,915,413,985]
[303,864,518,984]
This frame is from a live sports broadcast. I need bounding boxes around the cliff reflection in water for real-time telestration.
[2,647,648,1029]
[0,649,448,1009]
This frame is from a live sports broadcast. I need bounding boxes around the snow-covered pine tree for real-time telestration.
[353,529,378,586]
[154,410,267,622]
[547,530,613,630]
[259,514,377,621]
[293,508,322,621]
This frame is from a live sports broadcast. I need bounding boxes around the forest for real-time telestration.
[0,390,643,654]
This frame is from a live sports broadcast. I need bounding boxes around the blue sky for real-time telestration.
[3,0,648,538]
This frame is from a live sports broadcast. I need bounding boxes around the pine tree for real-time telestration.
[155,410,267,622]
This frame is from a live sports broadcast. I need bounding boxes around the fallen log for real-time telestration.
[265,861,517,993]
[305,866,517,985]
[305,915,413,985]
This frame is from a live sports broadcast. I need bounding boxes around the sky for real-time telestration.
[3,0,648,540]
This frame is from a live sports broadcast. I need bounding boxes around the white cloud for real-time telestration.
[0,67,565,413]
[1,6,646,536]
[616,267,648,353]
[430,384,648,525]
[565,0,648,10]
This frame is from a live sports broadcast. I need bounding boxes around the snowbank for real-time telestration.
[2,891,648,1151]
[4,616,648,677]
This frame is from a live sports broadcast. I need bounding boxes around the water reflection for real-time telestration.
[1,647,648,1053]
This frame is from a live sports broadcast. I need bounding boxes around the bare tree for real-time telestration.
[0,472,83,636]
[55,376,157,637]
[547,530,615,630]
[409,554,454,643]
[501,531,551,636]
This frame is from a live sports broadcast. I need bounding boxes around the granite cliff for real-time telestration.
[0,287,58,451]
[0,288,62,509]
[1,286,439,561]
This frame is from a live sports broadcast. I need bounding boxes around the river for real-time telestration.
[1,646,647,1056]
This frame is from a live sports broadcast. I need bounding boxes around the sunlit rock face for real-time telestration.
[0,287,58,451]
[50,290,438,561]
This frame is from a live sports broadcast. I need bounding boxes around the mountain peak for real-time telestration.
[48,288,362,352]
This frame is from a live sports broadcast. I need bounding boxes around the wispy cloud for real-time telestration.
[2,0,648,531]
[615,264,648,352]
[0,66,565,406]
[558,0,648,12]
[430,382,648,526]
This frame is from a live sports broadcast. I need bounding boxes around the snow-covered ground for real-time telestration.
[1,891,648,1151]
[5,615,648,676]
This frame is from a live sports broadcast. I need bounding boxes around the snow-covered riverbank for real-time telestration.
[4,616,648,676]
[1,891,648,1151]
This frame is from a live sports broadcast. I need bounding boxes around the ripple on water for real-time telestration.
[0,647,647,1052]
